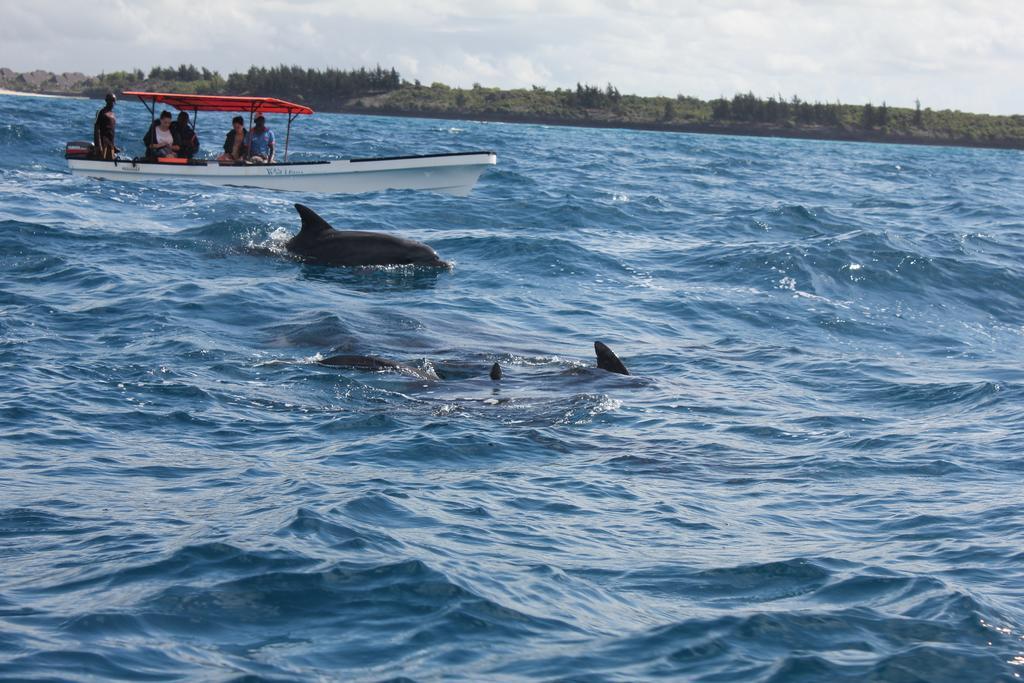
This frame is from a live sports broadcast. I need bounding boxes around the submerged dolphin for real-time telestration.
[318,353,438,381]
[286,204,450,268]
[489,341,629,378]
[318,341,630,380]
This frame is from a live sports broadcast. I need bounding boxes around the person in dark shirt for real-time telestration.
[217,116,247,163]
[170,112,200,160]
[93,93,117,160]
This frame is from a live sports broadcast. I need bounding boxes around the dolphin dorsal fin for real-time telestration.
[294,204,335,238]
[595,341,629,375]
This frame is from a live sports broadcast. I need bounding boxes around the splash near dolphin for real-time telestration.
[286,204,450,268]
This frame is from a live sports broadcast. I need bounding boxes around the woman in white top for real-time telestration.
[144,110,178,159]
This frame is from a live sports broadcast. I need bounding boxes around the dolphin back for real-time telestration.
[287,203,449,268]
[319,354,438,380]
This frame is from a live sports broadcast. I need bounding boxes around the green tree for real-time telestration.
[862,102,875,129]
[662,99,675,121]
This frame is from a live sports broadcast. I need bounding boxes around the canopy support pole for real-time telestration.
[136,95,155,121]
[284,111,297,163]
[247,104,256,159]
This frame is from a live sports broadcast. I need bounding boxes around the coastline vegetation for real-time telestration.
[2,64,1022,150]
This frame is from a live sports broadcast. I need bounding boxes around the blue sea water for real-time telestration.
[1,91,1023,682]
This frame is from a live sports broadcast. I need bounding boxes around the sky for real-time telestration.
[1,0,1021,115]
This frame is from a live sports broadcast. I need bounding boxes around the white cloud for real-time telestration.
[0,0,1021,113]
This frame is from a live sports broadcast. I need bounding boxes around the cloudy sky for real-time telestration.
[1,0,1021,114]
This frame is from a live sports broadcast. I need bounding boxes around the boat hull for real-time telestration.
[67,152,496,196]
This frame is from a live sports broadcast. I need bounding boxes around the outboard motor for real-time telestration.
[64,140,95,159]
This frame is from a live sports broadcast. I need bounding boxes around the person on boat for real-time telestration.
[217,116,247,163]
[245,116,275,164]
[170,111,200,160]
[143,111,177,159]
[92,92,117,160]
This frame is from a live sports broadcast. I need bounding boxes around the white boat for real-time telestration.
[66,151,496,196]
[67,91,496,196]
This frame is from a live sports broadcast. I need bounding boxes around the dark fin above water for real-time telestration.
[489,362,502,380]
[594,341,629,375]
[294,204,335,238]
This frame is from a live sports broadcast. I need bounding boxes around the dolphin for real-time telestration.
[318,354,439,381]
[487,342,629,379]
[319,342,630,381]
[286,204,450,268]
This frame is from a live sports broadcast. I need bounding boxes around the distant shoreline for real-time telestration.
[2,87,1017,153]
[334,106,1024,152]
[0,88,82,99]
[3,64,1022,152]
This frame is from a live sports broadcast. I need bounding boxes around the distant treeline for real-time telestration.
[714,92,847,126]
[76,64,941,135]
[710,92,919,130]
[372,81,1024,145]
[86,64,401,110]
[5,63,1023,149]
[225,65,400,108]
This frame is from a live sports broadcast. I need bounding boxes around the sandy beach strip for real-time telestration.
[0,88,84,99]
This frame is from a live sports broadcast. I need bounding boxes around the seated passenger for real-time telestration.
[245,116,275,164]
[143,111,177,159]
[170,112,200,160]
[217,116,247,163]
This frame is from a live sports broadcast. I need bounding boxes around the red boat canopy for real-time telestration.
[122,91,314,115]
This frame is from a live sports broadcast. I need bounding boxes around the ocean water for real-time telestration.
[1,92,1023,682]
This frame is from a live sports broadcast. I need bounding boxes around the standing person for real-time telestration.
[143,111,177,159]
[217,116,247,163]
[245,115,275,164]
[93,93,117,160]
[170,111,200,159]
